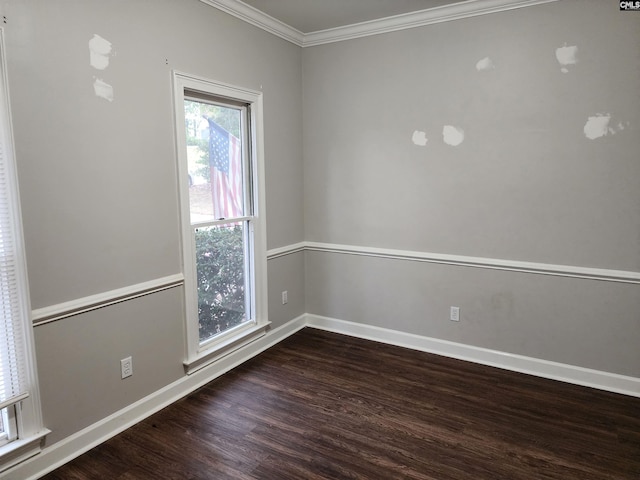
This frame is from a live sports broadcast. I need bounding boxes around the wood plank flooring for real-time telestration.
[42,328,640,479]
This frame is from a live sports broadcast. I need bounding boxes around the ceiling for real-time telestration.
[240,0,464,33]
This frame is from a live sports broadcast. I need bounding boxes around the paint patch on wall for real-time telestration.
[412,130,428,146]
[475,57,495,72]
[555,44,578,73]
[89,34,113,70]
[93,78,114,102]
[583,114,611,140]
[442,125,464,146]
[583,114,631,139]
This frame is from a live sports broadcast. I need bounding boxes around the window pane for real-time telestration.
[184,100,244,223]
[195,223,248,343]
[0,407,10,447]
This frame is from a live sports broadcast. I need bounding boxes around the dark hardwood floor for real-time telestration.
[42,328,640,479]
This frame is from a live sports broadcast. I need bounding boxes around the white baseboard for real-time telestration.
[6,312,639,479]
[305,314,640,398]
[1,315,306,480]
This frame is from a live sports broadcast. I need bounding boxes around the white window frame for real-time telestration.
[0,407,17,448]
[0,28,48,472]
[172,72,269,374]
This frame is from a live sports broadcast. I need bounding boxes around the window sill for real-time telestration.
[184,321,271,375]
[0,428,50,473]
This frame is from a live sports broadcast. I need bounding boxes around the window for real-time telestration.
[173,73,269,373]
[0,29,47,471]
[0,408,16,448]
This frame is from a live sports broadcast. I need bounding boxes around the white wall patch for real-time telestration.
[412,130,428,146]
[89,34,113,70]
[583,114,611,140]
[442,125,464,146]
[93,78,114,102]
[555,44,578,73]
[475,57,495,72]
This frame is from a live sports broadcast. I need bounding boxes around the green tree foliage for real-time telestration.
[195,225,246,341]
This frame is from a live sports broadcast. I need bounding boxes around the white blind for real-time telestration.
[0,42,29,411]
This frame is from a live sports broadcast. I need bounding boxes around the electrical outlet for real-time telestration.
[450,306,460,322]
[281,290,288,305]
[121,356,133,379]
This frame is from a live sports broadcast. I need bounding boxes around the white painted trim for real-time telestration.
[30,89,301,331]
[267,241,305,260]
[0,429,50,474]
[1,316,307,480]
[305,241,640,284]
[0,28,47,458]
[172,71,269,367]
[303,0,560,47]
[5,311,639,479]
[31,274,185,326]
[184,321,271,374]
[199,0,560,47]
[29,239,640,329]
[199,0,304,46]
[306,314,640,398]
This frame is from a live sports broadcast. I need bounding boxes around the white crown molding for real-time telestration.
[303,0,560,46]
[200,0,560,47]
[199,0,304,46]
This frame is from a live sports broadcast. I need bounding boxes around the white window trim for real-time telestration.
[0,28,48,472]
[172,72,269,373]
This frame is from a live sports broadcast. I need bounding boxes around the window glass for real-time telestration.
[174,73,268,369]
[184,100,244,224]
[183,98,252,344]
[195,224,247,342]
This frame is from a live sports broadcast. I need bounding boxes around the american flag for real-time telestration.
[207,119,243,220]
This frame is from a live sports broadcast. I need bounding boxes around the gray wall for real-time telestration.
[305,252,640,376]
[2,0,639,460]
[1,0,304,446]
[303,0,640,376]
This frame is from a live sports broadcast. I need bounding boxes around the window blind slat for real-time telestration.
[0,79,30,410]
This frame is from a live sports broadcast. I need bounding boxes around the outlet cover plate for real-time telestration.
[121,356,133,379]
